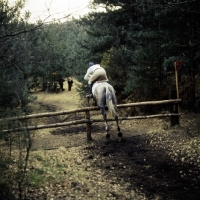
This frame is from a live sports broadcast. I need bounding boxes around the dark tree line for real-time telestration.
[1,0,200,113]
[2,1,200,113]
[80,0,200,111]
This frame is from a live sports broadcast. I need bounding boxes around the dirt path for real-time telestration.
[26,80,200,200]
[31,79,81,111]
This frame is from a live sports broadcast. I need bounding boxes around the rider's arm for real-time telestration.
[84,68,93,81]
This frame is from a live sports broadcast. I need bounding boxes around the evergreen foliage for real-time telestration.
[0,0,34,114]
[82,0,200,108]
[0,1,35,199]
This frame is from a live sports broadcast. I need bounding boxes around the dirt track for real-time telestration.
[26,80,200,200]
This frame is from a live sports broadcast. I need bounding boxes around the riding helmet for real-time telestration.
[88,62,94,67]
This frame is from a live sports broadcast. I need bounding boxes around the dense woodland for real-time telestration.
[1,0,200,199]
[1,0,200,115]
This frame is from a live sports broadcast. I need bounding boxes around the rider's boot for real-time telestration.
[86,84,93,98]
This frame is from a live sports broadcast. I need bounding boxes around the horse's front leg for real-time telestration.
[115,116,122,137]
[100,107,110,138]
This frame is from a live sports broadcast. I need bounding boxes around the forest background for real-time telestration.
[1,0,200,111]
[1,0,200,199]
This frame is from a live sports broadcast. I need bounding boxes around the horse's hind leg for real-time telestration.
[100,107,110,138]
[115,116,122,137]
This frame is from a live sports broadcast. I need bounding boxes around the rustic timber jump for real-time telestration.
[1,99,182,140]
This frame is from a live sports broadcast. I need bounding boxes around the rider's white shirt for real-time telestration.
[84,64,102,81]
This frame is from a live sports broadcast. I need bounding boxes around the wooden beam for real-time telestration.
[0,99,182,121]
[117,99,182,108]
[1,113,181,133]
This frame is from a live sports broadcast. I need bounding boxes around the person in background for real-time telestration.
[56,75,65,91]
[67,77,73,91]
[84,62,108,98]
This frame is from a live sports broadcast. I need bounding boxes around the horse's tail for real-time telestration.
[106,85,118,119]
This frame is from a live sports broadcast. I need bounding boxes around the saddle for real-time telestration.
[95,76,107,82]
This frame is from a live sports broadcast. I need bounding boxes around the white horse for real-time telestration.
[92,81,122,138]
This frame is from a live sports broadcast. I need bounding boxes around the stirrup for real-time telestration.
[86,93,93,98]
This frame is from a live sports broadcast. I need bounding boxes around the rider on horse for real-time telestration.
[84,62,109,98]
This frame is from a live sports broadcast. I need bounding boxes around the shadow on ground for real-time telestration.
[84,134,200,200]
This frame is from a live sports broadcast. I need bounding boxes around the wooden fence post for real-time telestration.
[85,110,92,141]
[170,89,179,126]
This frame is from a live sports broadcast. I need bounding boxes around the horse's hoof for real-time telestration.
[118,132,122,137]
[106,134,110,138]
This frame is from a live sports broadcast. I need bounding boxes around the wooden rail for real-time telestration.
[0,99,181,121]
[0,99,182,140]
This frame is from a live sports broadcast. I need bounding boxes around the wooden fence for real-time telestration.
[0,99,181,140]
